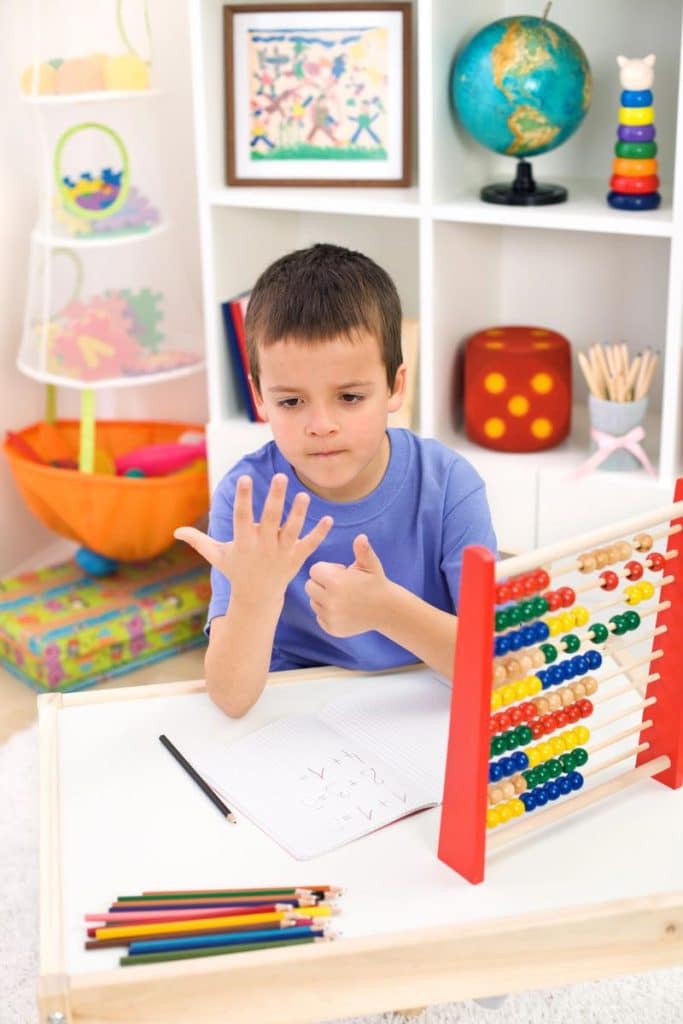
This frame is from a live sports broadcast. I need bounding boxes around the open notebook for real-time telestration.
[194,668,452,859]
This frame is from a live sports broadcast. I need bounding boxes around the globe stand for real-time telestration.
[481,159,567,206]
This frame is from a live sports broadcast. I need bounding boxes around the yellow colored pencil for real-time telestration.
[96,910,292,941]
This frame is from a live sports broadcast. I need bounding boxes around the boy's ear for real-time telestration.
[248,375,269,422]
[387,363,407,413]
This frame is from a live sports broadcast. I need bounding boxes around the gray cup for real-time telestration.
[588,395,648,471]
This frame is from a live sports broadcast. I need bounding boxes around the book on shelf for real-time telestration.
[190,667,451,860]
[221,291,266,423]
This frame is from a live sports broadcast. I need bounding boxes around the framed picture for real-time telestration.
[224,3,412,187]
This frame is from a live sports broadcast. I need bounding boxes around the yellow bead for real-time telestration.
[573,606,589,627]
[491,690,502,711]
[510,798,525,817]
[559,611,575,631]
[527,747,540,767]
[575,725,590,745]
[625,584,642,605]
[487,808,501,829]
[539,742,553,762]
[563,729,577,750]
[501,685,516,705]
[550,737,565,756]
[640,580,655,600]
[528,675,543,695]
[513,680,527,700]
[499,803,513,823]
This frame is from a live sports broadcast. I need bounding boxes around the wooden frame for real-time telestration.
[223,3,412,187]
[38,667,683,1024]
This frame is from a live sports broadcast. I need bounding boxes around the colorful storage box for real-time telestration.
[0,543,209,692]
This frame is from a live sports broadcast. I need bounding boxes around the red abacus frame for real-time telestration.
[438,478,683,884]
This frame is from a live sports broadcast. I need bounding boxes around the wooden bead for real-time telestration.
[582,675,598,696]
[534,697,550,715]
[617,540,633,559]
[547,692,562,710]
[489,786,504,805]
[502,781,516,799]
[578,552,597,572]
[531,649,546,668]
[560,686,575,707]
[512,774,527,794]
[518,654,533,673]
[594,549,610,568]
[606,545,621,564]
[505,658,522,680]
[634,532,653,552]
[493,664,507,686]
[572,680,587,698]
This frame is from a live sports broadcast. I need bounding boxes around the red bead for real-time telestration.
[531,721,545,740]
[566,704,581,723]
[557,586,576,608]
[578,699,594,718]
[522,574,537,596]
[498,712,512,732]
[624,560,644,581]
[647,552,666,572]
[508,706,524,725]
[599,570,619,591]
[554,710,569,729]
[543,590,563,612]
[521,701,538,720]
[490,715,501,735]
[540,715,555,735]
[495,583,512,605]
[534,569,551,591]
[509,581,525,601]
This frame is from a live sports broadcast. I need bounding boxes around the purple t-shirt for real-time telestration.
[206,428,497,671]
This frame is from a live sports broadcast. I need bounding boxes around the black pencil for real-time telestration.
[159,734,236,823]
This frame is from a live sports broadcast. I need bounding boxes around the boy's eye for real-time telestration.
[340,393,363,404]
[277,398,301,408]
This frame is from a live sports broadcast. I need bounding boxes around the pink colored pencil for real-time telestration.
[85,903,291,925]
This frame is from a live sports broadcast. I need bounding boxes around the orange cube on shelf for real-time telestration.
[464,326,572,452]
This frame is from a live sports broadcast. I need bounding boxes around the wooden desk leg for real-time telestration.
[395,1008,426,1018]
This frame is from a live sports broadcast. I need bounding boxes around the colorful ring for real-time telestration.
[610,174,660,194]
[607,191,661,211]
[620,89,653,107]
[618,124,656,143]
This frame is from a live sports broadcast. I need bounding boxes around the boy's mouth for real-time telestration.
[309,450,344,458]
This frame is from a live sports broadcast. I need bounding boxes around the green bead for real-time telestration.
[507,605,523,626]
[517,725,533,746]
[522,769,535,786]
[623,609,641,631]
[560,753,574,773]
[614,140,657,159]
[491,735,507,756]
[590,622,609,644]
[536,764,550,784]
[505,729,519,751]
[609,614,628,636]
[562,633,581,654]
[540,642,557,664]
[572,747,589,767]
[495,610,509,632]
[520,600,536,622]
[533,595,549,616]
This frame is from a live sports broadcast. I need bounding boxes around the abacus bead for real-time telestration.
[513,775,527,794]
[572,680,587,698]
[522,575,538,596]
[599,571,619,591]
[489,786,504,805]
[512,751,529,771]
[558,587,576,607]
[545,781,561,801]
[534,788,549,807]
[560,687,575,706]
[533,621,550,642]
[491,735,507,756]
[548,665,564,686]
[505,730,519,751]
[521,626,538,646]
[520,791,535,811]
[489,762,504,782]
[509,631,525,651]
[547,692,562,710]
[575,725,590,745]
[517,725,533,745]
[543,590,563,611]
[490,716,501,735]
[595,549,610,568]
[578,553,597,573]
[590,622,609,644]
[507,605,523,626]
[582,676,599,696]
[606,545,621,564]
[623,609,641,630]
[562,633,581,653]
[495,610,509,631]
[540,642,558,663]
[559,611,575,631]
[573,655,589,675]
[573,606,590,627]
[487,808,501,828]
[508,705,525,725]
[510,798,525,817]
[558,775,572,795]
[616,541,633,559]
[569,771,585,791]
[534,696,550,715]
[505,658,522,680]
[498,712,512,732]
[534,569,551,591]
[624,560,644,580]
[528,675,543,696]
[495,636,509,656]
[578,698,594,718]
[647,552,666,572]
[532,596,549,616]
[609,614,628,635]
[493,664,507,686]
[502,781,516,800]
[573,747,589,767]
[496,583,512,605]
[509,581,525,600]
[640,580,655,600]
[585,650,602,669]
[633,532,653,552]
[523,701,539,719]
[491,691,502,710]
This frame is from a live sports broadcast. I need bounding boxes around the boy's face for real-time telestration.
[252,330,405,502]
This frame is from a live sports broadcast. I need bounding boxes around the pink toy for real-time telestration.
[115,439,206,477]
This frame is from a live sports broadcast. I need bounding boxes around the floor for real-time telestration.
[0,646,207,745]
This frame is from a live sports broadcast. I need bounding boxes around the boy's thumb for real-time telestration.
[352,534,381,572]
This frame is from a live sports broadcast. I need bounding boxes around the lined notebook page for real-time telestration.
[197,668,452,859]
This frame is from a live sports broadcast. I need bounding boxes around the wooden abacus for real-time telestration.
[438,479,683,884]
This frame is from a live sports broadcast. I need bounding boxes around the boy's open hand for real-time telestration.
[305,534,390,637]
[174,474,333,604]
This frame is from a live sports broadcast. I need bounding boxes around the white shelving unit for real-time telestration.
[189,0,683,554]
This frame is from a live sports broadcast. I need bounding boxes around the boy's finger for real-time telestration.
[299,516,334,562]
[174,527,224,567]
[260,473,288,532]
[307,554,345,586]
[280,490,310,543]
[232,475,254,540]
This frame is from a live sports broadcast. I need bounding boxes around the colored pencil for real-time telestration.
[107,898,315,912]
[140,886,340,896]
[120,935,323,966]
[86,918,311,949]
[96,910,297,941]
[86,903,302,924]
[128,924,326,955]
[158,734,236,822]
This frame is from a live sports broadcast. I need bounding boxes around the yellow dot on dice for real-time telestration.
[484,372,507,394]
[484,417,506,439]
[486,329,505,336]
[508,394,530,416]
[484,341,504,349]
[531,417,553,439]
[531,372,554,394]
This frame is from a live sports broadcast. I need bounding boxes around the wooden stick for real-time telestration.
[607,672,660,701]
[578,351,600,398]
[499,503,683,580]
[583,741,649,779]
[626,355,641,400]
[593,344,611,392]
[589,697,654,733]
[587,718,652,756]
[486,755,670,853]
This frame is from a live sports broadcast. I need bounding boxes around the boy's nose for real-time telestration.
[305,405,339,435]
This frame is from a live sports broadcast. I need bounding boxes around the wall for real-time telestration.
[0,0,207,574]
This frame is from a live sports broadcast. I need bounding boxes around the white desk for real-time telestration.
[39,667,683,1024]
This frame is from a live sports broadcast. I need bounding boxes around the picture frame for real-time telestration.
[224,3,412,187]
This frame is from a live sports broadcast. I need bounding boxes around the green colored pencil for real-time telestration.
[120,936,318,966]
[117,888,333,901]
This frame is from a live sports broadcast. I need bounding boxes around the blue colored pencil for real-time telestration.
[128,924,325,956]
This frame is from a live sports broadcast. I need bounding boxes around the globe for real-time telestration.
[451,15,592,204]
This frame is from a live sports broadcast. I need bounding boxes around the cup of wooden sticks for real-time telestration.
[576,343,658,474]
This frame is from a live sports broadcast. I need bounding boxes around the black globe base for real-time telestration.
[480,159,568,206]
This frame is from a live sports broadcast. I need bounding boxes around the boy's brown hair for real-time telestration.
[244,243,403,390]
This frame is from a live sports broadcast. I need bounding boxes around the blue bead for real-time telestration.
[548,665,564,685]
[512,751,529,771]
[620,89,653,107]
[545,781,561,801]
[498,757,513,777]
[585,650,602,669]
[489,761,504,783]
[534,788,549,807]
[573,655,589,675]
[508,631,525,651]
[558,660,573,680]
[536,669,548,687]
[495,636,509,656]
[569,771,584,791]
[521,626,537,646]
[521,791,535,811]
[557,776,572,795]
[534,621,550,641]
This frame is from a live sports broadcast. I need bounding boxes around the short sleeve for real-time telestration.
[440,466,498,612]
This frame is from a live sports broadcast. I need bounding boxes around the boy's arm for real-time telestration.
[374,584,458,680]
[176,473,332,717]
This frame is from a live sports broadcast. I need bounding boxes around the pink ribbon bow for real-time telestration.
[573,424,655,479]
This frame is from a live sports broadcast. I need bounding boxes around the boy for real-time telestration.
[175,243,497,718]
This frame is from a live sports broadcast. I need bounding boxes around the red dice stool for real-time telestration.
[464,326,572,452]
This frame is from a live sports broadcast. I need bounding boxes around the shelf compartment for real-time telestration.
[210,186,422,219]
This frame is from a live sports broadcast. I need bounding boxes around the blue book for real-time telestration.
[221,296,256,422]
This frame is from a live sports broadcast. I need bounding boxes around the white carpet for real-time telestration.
[2,725,682,1024]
